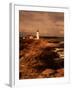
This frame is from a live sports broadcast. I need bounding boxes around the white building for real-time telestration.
[36,30,39,39]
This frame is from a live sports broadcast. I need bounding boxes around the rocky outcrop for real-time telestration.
[19,39,64,79]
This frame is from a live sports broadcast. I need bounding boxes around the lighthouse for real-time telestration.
[36,30,39,39]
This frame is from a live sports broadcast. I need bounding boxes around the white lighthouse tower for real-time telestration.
[36,30,39,39]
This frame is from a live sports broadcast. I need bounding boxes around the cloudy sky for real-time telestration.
[19,10,64,37]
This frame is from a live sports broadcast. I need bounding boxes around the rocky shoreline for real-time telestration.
[19,38,64,79]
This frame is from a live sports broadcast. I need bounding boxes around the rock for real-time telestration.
[56,68,64,75]
[38,69,55,78]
